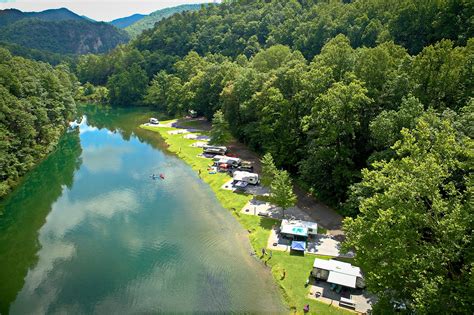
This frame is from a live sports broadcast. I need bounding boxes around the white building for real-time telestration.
[312,258,365,289]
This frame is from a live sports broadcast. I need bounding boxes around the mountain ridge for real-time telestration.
[109,13,146,29]
[0,18,129,55]
[0,7,84,27]
[124,4,204,38]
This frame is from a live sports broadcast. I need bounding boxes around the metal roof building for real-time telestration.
[312,258,364,289]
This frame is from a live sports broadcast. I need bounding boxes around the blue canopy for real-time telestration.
[291,241,306,252]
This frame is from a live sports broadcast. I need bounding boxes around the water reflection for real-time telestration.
[79,105,170,151]
[0,132,82,314]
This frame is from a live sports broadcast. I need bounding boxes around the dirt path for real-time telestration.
[176,117,345,236]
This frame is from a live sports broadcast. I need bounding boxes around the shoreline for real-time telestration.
[0,124,70,205]
[141,121,352,315]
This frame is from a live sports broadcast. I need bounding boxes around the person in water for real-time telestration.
[150,174,164,180]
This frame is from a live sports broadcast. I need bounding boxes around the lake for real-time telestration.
[0,106,285,314]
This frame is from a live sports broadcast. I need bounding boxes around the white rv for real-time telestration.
[203,145,227,155]
[233,171,259,185]
[217,157,241,167]
[281,219,318,236]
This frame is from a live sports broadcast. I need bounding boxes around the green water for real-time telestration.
[0,106,285,314]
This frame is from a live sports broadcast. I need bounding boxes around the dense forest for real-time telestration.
[0,48,77,198]
[75,0,473,312]
[0,41,75,65]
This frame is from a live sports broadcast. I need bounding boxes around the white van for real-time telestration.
[149,118,159,125]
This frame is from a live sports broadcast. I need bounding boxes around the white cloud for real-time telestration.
[45,188,140,238]
[81,144,133,173]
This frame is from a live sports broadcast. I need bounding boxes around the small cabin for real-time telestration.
[312,258,365,289]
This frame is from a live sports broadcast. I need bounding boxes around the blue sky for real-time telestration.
[0,0,218,21]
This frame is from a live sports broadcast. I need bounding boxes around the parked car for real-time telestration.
[149,118,159,125]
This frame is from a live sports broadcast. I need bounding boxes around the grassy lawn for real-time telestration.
[141,123,351,315]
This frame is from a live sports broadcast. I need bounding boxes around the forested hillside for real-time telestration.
[0,48,77,198]
[124,4,203,38]
[0,41,74,65]
[0,19,129,55]
[0,8,129,55]
[75,0,473,312]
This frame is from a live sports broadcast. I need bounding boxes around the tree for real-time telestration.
[270,170,297,220]
[261,152,277,188]
[369,95,424,150]
[299,80,373,203]
[411,39,473,111]
[107,64,148,106]
[209,110,231,145]
[312,34,355,81]
[144,71,183,114]
[343,112,473,313]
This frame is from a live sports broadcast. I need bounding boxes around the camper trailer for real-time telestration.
[211,156,241,167]
[218,157,241,167]
[211,155,227,163]
[281,219,318,237]
[232,171,259,185]
[203,145,227,155]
